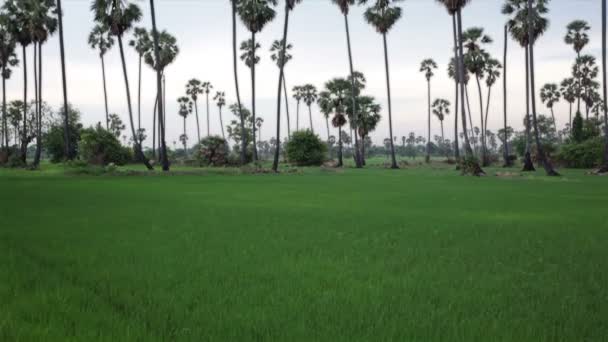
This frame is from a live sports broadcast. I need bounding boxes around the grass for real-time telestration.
[1,162,607,341]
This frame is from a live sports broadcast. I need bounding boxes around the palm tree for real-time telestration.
[565,20,591,113]
[128,27,151,134]
[92,0,153,170]
[432,98,450,149]
[332,0,364,168]
[318,90,333,142]
[503,0,549,172]
[238,0,276,163]
[0,15,18,151]
[539,83,560,133]
[88,23,114,129]
[177,96,192,156]
[271,0,302,172]
[30,0,58,168]
[56,0,70,160]
[526,0,558,176]
[362,0,403,169]
[185,79,203,143]
[324,78,350,167]
[292,85,303,130]
[560,78,577,130]
[600,0,608,173]
[201,82,213,137]
[501,23,512,166]
[301,84,317,133]
[270,39,293,138]
[573,55,600,119]
[255,117,263,144]
[239,38,261,159]
[213,91,226,140]
[356,96,381,164]
[230,0,246,165]
[420,58,437,163]
[483,57,502,165]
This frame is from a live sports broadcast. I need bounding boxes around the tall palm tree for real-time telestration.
[420,58,437,163]
[185,79,203,143]
[332,0,363,168]
[292,85,303,130]
[356,96,381,164]
[526,0,558,176]
[177,96,192,155]
[271,0,302,172]
[213,91,226,140]
[30,0,58,168]
[539,83,560,133]
[324,78,350,167]
[565,20,590,113]
[318,90,333,142]
[238,0,276,163]
[230,0,246,165]
[56,0,70,160]
[128,27,151,134]
[432,98,450,147]
[270,39,293,138]
[600,0,608,173]
[362,0,403,169]
[0,15,18,151]
[255,117,263,144]
[92,0,153,170]
[201,82,213,137]
[503,0,549,172]
[239,38,261,159]
[560,77,576,130]
[502,23,512,166]
[301,84,317,133]
[573,55,599,119]
[483,57,502,165]
[88,23,114,129]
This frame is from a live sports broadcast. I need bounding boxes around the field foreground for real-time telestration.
[1,166,607,341]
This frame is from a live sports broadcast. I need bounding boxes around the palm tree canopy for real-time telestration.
[0,15,19,78]
[448,57,470,84]
[357,97,381,137]
[540,83,561,108]
[214,91,226,108]
[186,79,202,102]
[434,0,471,15]
[177,96,193,118]
[462,27,493,77]
[573,55,599,90]
[292,85,303,102]
[202,81,213,94]
[270,39,292,68]
[128,26,151,56]
[239,38,260,68]
[432,98,450,121]
[91,0,142,37]
[564,19,590,54]
[28,0,58,44]
[332,0,356,15]
[560,77,577,104]
[484,58,502,87]
[236,0,277,34]
[420,58,438,81]
[348,71,367,96]
[2,0,34,46]
[301,84,318,106]
[502,0,549,47]
[143,29,178,71]
[362,0,403,34]
[88,23,114,56]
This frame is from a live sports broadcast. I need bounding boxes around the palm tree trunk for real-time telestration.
[475,75,487,165]
[33,43,39,166]
[452,14,460,161]
[2,66,7,149]
[183,116,187,156]
[308,105,314,133]
[296,100,300,131]
[426,79,431,163]
[600,0,608,172]
[382,33,398,169]
[527,0,558,176]
[283,74,291,139]
[577,51,582,114]
[550,107,558,134]
[152,91,158,158]
[149,0,168,171]
[206,92,210,137]
[272,4,290,172]
[569,102,572,130]
[325,116,330,142]
[137,55,142,132]
[232,0,246,165]
[344,13,362,168]
[522,46,535,171]
[457,9,483,175]
[194,100,201,143]
[503,24,512,167]
[56,0,70,160]
[465,85,476,153]
[251,32,258,162]
[34,43,43,167]
[484,86,492,136]
[101,54,110,129]
[337,125,343,167]
[219,106,225,140]
[117,35,152,170]
[20,45,27,164]
[441,121,446,158]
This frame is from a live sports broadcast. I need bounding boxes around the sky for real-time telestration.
[1,0,604,148]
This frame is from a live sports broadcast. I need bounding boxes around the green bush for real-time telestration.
[556,137,603,169]
[44,124,81,163]
[79,124,132,166]
[286,130,327,166]
[194,136,229,167]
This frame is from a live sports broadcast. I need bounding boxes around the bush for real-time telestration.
[44,124,81,163]
[194,136,229,167]
[286,130,327,166]
[571,112,584,143]
[556,137,603,169]
[79,124,132,166]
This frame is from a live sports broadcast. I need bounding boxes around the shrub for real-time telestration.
[571,112,584,143]
[194,136,229,167]
[79,124,132,166]
[44,124,81,163]
[556,137,603,169]
[286,130,327,166]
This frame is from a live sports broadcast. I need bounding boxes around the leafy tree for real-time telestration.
[44,104,81,162]
[79,123,131,165]
[108,113,125,138]
[286,130,327,166]
[194,136,229,167]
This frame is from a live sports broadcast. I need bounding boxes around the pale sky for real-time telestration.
[1,0,604,147]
